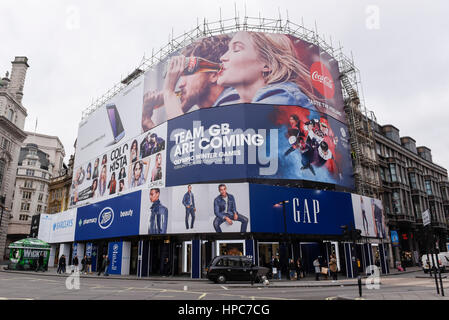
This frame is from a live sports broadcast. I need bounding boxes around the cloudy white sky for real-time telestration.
[1,0,448,172]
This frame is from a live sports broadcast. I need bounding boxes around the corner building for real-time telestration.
[38,18,397,278]
[374,124,449,267]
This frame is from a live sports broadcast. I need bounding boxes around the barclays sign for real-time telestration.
[53,219,74,231]
[75,191,141,241]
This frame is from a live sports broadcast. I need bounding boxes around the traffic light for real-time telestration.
[353,229,362,240]
[341,225,350,239]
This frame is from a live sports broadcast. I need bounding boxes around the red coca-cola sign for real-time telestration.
[310,61,335,99]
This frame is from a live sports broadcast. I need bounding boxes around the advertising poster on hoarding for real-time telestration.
[166,104,354,189]
[37,214,53,243]
[48,209,77,243]
[351,194,386,238]
[141,31,346,132]
[249,184,354,235]
[72,31,348,209]
[75,191,141,241]
[71,122,167,207]
[139,183,250,235]
[76,80,144,166]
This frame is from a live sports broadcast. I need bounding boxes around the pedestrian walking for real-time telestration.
[162,257,171,277]
[103,255,110,276]
[329,254,338,281]
[288,259,297,280]
[81,255,87,274]
[295,257,304,280]
[57,254,66,274]
[98,255,106,276]
[73,255,79,273]
[35,252,44,272]
[313,257,321,281]
[87,255,92,274]
[272,255,281,280]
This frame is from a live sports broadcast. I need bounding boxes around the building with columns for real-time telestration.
[6,134,65,254]
[0,57,29,260]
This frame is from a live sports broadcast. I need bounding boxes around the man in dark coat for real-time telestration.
[57,255,66,274]
[35,252,44,272]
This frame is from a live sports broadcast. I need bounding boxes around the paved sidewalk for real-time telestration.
[2,265,426,288]
[328,292,449,300]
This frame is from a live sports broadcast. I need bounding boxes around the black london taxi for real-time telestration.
[205,255,269,284]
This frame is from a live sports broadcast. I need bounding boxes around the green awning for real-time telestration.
[8,238,51,250]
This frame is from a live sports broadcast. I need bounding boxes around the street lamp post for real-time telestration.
[341,224,363,297]
[274,200,289,280]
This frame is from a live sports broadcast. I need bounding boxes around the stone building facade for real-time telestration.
[0,57,29,260]
[374,123,449,266]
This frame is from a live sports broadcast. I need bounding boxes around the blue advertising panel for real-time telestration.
[249,184,354,235]
[108,241,122,275]
[75,191,141,241]
[166,104,354,189]
[390,231,400,247]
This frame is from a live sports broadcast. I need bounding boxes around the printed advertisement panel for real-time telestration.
[75,191,141,241]
[75,79,144,166]
[167,104,354,189]
[141,31,346,130]
[48,209,77,243]
[249,184,354,235]
[37,214,53,243]
[72,31,348,209]
[139,183,250,235]
[108,241,122,275]
[71,122,167,207]
[351,194,386,238]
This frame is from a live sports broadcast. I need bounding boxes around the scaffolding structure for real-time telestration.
[80,14,382,198]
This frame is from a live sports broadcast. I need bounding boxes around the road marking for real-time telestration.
[198,293,207,300]
[0,297,34,300]
[183,286,188,291]
[220,286,228,290]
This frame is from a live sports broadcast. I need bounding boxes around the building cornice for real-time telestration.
[375,131,448,176]
[0,91,28,116]
[0,116,27,141]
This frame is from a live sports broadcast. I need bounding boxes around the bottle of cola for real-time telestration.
[182,57,221,75]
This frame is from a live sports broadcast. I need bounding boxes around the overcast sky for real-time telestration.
[1,0,448,172]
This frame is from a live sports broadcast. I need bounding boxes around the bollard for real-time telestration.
[358,275,362,297]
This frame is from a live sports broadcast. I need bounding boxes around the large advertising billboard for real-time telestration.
[141,31,346,128]
[249,184,354,235]
[42,185,385,241]
[72,30,350,208]
[351,194,386,238]
[71,122,167,207]
[75,191,142,241]
[166,103,353,188]
[139,183,250,235]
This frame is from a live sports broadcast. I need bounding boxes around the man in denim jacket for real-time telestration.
[213,184,248,233]
[148,188,168,234]
[182,185,196,229]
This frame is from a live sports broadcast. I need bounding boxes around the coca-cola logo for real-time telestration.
[310,61,335,99]
[186,57,198,73]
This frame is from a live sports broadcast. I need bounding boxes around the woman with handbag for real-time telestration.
[329,254,338,281]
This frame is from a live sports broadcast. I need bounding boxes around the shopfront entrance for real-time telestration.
[258,242,279,268]
[130,241,139,275]
[216,240,245,256]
